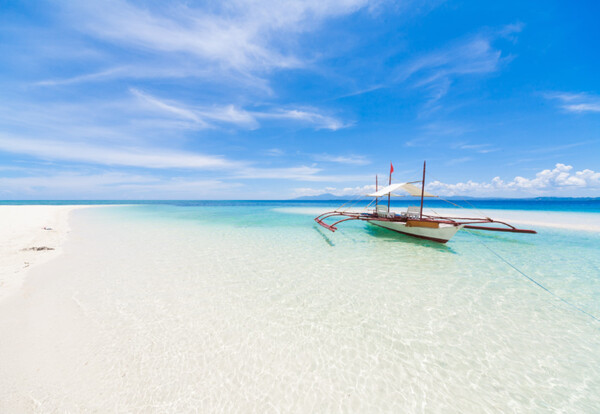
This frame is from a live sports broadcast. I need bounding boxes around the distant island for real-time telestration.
[292,193,477,201]
[292,194,600,201]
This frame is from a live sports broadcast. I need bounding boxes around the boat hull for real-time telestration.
[369,220,462,243]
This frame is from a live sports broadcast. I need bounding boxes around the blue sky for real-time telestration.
[0,0,599,199]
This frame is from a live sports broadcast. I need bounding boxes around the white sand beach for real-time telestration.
[0,205,85,302]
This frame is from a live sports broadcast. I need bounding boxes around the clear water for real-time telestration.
[1,203,599,412]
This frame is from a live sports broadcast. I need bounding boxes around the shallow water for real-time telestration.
[1,204,599,412]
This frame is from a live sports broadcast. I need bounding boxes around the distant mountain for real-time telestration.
[532,196,600,201]
[292,194,478,201]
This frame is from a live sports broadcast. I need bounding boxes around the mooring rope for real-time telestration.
[335,198,353,212]
[361,197,376,212]
[465,229,600,323]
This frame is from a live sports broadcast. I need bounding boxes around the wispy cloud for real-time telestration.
[0,172,152,189]
[233,166,370,182]
[445,157,472,166]
[36,64,273,94]
[0,172,239,199]
[131,88,256,129]
[131,89,349,130]
[423,122,474,136]
[524,140,597,154]
[397,24,522,103]
[264,148,284,156]
[311,154,370,165]
[60,1,372,78]
[254,108,352,130]
[131,88,209,126]
[0,134,237,170]
[35,67,127,86]
[0,132,370,185]
[292,184,376,197]
[66,2,292,72]
[335,84,385,99]
[545,92,600,113]
[29,0,380,95]
[453,142,498,153]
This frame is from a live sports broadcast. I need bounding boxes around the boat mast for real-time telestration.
[420,160,426,219]
[375,175,378,208]
[387,164,392,211]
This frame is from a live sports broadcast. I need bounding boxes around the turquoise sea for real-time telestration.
[1,197,600,212]
[1,200,599,412]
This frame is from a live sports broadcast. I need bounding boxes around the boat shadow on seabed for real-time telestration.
[364,224,457,253]
[314,222,457,254]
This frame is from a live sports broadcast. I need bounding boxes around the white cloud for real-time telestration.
[312,154,370,165]
[427,164,600,196]
[296,164,600,198]
[255,109,352,130]
[508,164,600,189]
[545,92,600,113]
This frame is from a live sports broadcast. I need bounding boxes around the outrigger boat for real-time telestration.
[314,161,536,243]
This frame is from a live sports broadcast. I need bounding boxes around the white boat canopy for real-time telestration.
[367,182,436,198]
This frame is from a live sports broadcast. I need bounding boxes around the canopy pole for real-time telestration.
[375,175,378,208]
[420,160,426,219]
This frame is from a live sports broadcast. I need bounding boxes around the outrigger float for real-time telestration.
[314,161,536,244]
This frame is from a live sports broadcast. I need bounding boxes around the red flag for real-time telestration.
[390,162,394,174]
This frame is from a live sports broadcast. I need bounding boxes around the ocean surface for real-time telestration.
[1,197,600,212]
[1,200,600,412]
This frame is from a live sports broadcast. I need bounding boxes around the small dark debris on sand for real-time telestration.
[22,247,55,251]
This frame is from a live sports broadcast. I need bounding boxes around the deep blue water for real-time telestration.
[1,198,599,212]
